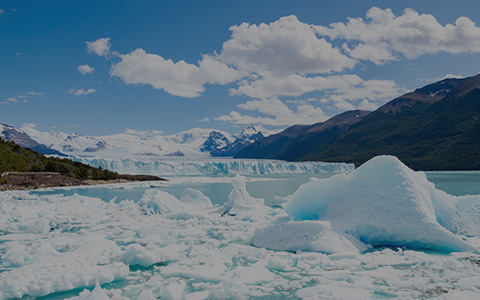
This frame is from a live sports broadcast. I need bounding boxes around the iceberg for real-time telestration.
[253,156,480,253]
[72,157,354,176]
[138,188,213,217]
[219,175,265,218]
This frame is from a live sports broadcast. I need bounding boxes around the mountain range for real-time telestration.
[1,123,274,159]
[3,74,479,170]
[236,74,480,170]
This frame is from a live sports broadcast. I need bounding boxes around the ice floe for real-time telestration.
[1,156,480,299]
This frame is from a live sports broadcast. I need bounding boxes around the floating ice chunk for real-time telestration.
[431,189,480,236]
[138,189,186,214]
[230,261,275,284]
[276,156,478,252]
[68,282,110,300]
[1,243,32,267]
[219,175,265,217]
[185,290,210,300]
[160,280,186,300]
[121,243,160,267]
[137,290,156,300]
[252,221,367,254]
[138,189,213,217]
[0,238,128,299]
[180,188,213,210]
[296,283,373,300]
[272,195,290,207]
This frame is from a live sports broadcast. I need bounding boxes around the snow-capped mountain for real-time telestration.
[13,124,275,158]
[0,123,65,156]
[201,125,274,156]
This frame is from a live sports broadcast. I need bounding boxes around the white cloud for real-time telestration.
[21,123,36,129]
[26,91,43,96]
[1,91,42,104]
[69,88,97,96]
[88,10,480,128]
[86,38,111,57]
[316,7,480,64]
[110,49,241,97]
[214,74,403,126]
[78,64,95,75]
[230,73,402,103]
[101,16,356,99]
[124,128,164,136]
[215,98,328,126]
[0,8,4,16]
[219,15,355,75]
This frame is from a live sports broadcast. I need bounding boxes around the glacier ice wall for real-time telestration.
[73,157,354,176]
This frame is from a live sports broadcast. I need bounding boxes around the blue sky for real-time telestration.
[1,0,480,136]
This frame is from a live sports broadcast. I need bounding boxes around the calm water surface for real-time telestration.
[31,171,480,205]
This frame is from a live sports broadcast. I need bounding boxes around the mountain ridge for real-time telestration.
[1,124,276,159]
[236,74,480,170]
[235,110,371,160]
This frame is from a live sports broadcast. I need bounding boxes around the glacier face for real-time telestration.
[73,157,354,176]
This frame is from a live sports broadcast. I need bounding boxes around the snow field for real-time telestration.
[0,156,480,299]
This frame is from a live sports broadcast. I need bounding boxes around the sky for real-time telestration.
[1,0,480,136]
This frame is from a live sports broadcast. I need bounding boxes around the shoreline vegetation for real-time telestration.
[0,137,167,191]
[0,172,167,191]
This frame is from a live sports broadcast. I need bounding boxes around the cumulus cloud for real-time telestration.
[214,75,403,126]
[110,49,241,97]
[219,15,355,75]
[86,38,111,57]
[69,88,97,96]
[78,64,95,75]
[215,98,328,126]
[315,7,480,64]
[98,16,357,99]
[230,73,402,103]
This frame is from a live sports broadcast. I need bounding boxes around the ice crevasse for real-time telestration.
[252,155,480,253]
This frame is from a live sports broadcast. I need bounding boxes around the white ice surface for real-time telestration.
[1,156,480,299]
[254,156,479,253]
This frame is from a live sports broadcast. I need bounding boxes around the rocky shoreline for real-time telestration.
[0,173,167,191]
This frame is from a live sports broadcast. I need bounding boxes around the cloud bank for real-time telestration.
[86,7,480,126]
[316,7,480,64]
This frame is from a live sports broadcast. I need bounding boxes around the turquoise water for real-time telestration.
[31,171,480,205]
[425,171,480,196]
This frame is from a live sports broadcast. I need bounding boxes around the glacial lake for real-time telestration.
[31,171,480,205]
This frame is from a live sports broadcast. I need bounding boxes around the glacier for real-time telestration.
[73,156,354,176]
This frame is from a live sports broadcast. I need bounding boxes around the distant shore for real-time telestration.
[0,173,167,191]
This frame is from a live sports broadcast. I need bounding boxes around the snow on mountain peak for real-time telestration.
[5,123,279,158]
